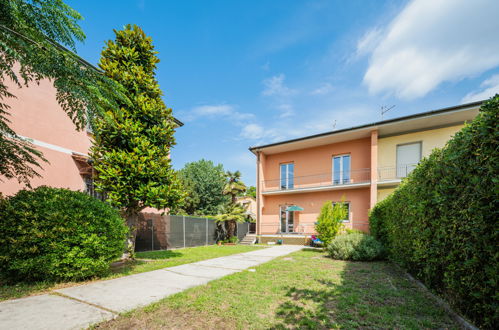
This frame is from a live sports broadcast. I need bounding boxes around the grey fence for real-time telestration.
[135,213,250,252]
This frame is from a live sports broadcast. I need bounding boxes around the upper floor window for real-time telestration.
[396,142,421,177]
[280,163,294,189]
[332,154,350,184]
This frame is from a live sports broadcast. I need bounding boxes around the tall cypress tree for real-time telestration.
[91,25,183,252]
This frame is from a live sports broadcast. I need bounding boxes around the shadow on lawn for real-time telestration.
[271,251,457,329]
[134,249,183,260]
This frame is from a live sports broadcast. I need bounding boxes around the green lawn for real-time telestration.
[98,249,458,329]
[0,245,262,302]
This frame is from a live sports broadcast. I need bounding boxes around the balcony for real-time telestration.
[261,168,371,195]
[377,164,418,186]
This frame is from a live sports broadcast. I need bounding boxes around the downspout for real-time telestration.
[256,151,261,237]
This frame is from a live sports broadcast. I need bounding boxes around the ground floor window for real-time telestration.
[280,207,295,233]
[332,202,350,222]
[84,176,106,201]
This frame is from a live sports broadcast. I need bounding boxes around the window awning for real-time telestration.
[286,205,304,211]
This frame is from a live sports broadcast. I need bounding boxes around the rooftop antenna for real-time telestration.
[381,105,396,120]
[332,120,337,130]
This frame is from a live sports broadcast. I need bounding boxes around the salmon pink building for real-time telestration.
[250,101,482,244]
[0,73,182,202]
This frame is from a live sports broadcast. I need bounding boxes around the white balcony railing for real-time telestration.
[377,164,418,182]
[261,168,371,193]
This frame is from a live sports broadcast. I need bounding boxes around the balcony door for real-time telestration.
[280,207,294,233]
[280,163,294,190]
[396,142,421,177]
[332,155,350,184]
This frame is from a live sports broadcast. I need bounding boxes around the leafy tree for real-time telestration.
[243,185,256,198]
[91,24,183,253]
[0,0,122,185]
[216,170,247,239]
[175,159,228,216]
[315,201,346,247]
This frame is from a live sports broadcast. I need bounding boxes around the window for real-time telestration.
[84,176,106,201]
[280,163,294,189]
[333,202,350,222]
[280,206,295,233]
[332,154,351,184]
[396,142,421,177]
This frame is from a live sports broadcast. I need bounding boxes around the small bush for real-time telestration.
[0,186,128,281]
[327,233,384,261]
[315,201,346,247]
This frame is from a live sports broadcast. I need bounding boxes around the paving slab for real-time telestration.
[194,255,265,270]
[242,245,304,257]
[55,269,209,312]
[0,294,114,330]
[1,245,304,329]
[165,263,239,279]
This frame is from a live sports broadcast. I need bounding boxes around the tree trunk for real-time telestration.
[123,212,139,259]
[227,219,236,239]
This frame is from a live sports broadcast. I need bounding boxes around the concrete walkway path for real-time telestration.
[0,245,303,330]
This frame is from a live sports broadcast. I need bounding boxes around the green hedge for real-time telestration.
[370,96,499,328]
[0,186,128,281]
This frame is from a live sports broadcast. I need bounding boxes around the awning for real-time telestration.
[286,205,304,211]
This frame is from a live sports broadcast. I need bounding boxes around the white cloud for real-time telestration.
[360,0,499,99]
[262,74,295,96]
[356,28,383,58]
[276,104,294,118]
[310,83,334,95]
[184,104,254,123]
[461,74,499,103]
[241,124,265,139]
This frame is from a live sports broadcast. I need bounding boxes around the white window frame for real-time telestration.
[396,141,422,178]
[332,154,351,184]
[280,163,294,190]
[333,202,350,223]
[279,206,295,233]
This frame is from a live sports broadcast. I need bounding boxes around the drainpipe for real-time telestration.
[256,151,261,236]
[370,130,378,209]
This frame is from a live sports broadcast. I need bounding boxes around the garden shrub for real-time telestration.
[327,233,384,261]
[0,186,128,281]
[369,96,499,328]
[315,201,346,247]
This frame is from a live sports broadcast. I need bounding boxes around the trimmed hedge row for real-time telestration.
[369,96,499,328]
[0,186,128,281]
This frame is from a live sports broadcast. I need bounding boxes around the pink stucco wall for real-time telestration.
[258,137,372,234]
[1,78,90,196]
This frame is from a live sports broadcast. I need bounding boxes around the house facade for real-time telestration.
[1,74,182,205]
[250,101,482,244]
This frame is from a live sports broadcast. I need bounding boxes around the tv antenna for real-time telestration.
[381,105,396,120]
[332,120,337,130]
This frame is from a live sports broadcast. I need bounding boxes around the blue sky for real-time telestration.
[68,0,499,186]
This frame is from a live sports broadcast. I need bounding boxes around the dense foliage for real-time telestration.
[315,201,346,247]
[0,0,122,185]
[327,233,384,261]
[91,24,183,250]
[176,159,229,216]
[369,96,499,328]
[0,187,127,281]
[216,171,247,239]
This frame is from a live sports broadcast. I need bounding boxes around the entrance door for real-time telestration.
[280,207,294,233]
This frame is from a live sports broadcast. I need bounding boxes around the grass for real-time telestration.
[98,249,458,329]
[0,245,262,302]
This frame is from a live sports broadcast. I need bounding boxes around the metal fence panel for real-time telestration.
[135,214,219,252]
[236,222,249,242]
[184,216,207,247]
[207,220,217,245]
[168,215,185,249]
